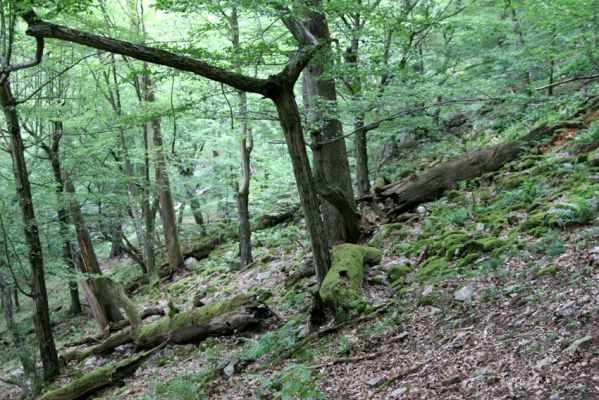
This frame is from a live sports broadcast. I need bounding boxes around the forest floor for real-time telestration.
[1,102,598,399]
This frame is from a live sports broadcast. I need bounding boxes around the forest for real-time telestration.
[0,0,597,398]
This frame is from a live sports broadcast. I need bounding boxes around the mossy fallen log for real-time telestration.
[367,121,586,218]
[319,244,381,310]
[42,342,166,400]
[134,294,271,349]
[60,295,271,365]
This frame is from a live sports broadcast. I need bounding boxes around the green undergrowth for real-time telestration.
[382,129,598,286]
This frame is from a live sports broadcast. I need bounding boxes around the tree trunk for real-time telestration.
[0,262,40,395]
[46,122,82,315]
[108,223,126,259]
[63,174,124,329]
[354,118,370,199]
[229,8,254,266]
[303,2,359,244]
[370,122,585,216]
[186,186,205,227]
[141,125,156,275]
[139,70,184,274]
[273,88,330,285]
[0,79,60,381]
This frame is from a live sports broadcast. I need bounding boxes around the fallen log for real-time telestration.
[60,294,271,365]
[42,342,166,400]
[319,244,382,310]
[135,294,271,349]
[367,121,585,217]
[63,307,164,348]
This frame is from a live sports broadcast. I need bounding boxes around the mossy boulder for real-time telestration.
[519,212,547,231]
[387,264,411,282]
[415,257,450,280]
[456,252,481,268]
[319,244,382,309]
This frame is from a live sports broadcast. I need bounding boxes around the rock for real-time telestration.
[422,284,434,297]
[84,356,97,368]
[417,206,427,216]
[443,375,462,385]
[184,257,198,270]
[296,323,310,339]
[256,270,271,281]
[534,357,552,372]
[384,257,411,270]
[390,387,407,397]
[391,331,409,343]
[454,284,476,301]
[563,335,594,355]
[367,375,387,388]
[475,223,485,233]
[223,360,236,377]
[428,307,442,316]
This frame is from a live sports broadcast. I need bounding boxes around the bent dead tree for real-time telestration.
[23,9,331,285]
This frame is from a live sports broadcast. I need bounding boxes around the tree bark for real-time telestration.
[229,7,254,266]
[273,88,330,285]
[44,121,82,315]
[63,174,124,329]
[303,2,359,244]
[138,69,185,274]
[369,121,586,216]
[0,79,60,381]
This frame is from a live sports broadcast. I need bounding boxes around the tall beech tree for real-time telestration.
[302,0,360,245]
[21,7,334,285]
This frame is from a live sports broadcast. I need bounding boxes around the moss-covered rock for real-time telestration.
[415,257,449,280]
[456,252,481,268]
[519,212,547,231]
[319,244,382,309]
[387,264,411,282]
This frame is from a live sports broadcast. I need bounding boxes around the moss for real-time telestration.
[390,278,405,288]
[519,212,547,231]
[136,295,251,343]
[536,265,558,276]
[588,149,599,167]
[497,174,526,190]
[463,238,507,253]
[319,244,382,307]
[447,189,466,203]
[387,264,411,282]
[456,252,481,269]
[415,257,449,280]
[371,276,386,286]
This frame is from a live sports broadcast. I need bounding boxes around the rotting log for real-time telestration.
[319,244,381,308]
[134,294,271,349]
[42,342,166,400]
[60,295,271,365]
[367,121,586,218]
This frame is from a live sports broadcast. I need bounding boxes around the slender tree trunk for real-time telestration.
[186,186,205,227]
[46,121,82,315]
[64,174,124,328]
[139,70,184,274]
[141,125,156,275]
[303,2,359,244]
[0,80,60,381]
[229,8,253,266]
[273,88,330,285]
